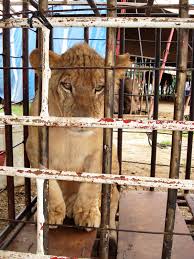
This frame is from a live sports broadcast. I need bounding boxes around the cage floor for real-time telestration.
[6,222,97,257]
[5,190,194,258]
[118,190,194,259]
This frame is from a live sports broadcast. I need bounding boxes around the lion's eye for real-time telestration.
[60,81,72,92]
[95,84,104,93]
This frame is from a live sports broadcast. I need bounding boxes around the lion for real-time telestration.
[26,43,130,243]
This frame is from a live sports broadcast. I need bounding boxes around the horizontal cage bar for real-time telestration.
[1,115,194,131]
[1,17,194,29]
[0,250,77,259]
[0,166,194,190]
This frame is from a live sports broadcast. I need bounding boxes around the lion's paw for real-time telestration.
[49,202,66,227]
[73,199,101,231]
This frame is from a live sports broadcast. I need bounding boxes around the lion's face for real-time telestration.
[30,43,130,118]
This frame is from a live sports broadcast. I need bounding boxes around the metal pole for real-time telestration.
[23,0,31,208]
[159,29,174,82]
[130,57,137,115]
[161,1,189,258]
[3,0,15,221]
[184,30,194,192]
[37,0,49,255]
[99,0,116,258]
[150,29,161,191]
[84,27,89,43]
[117,28,125,175]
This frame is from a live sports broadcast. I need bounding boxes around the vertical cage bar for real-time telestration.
[22,0,31,208]
[36,0,49,255]
[184,30,194,192]
[161,1,189,258]
[49,28,53,51]
[3,0,15,220]
[117,28,125,175]
[99,0,116,258]
[150,28,161,191]
[36,27,50,255]
[130,58,137,115]
[144,59,150,116]
[36,178,45,254]
[84,27,89,43]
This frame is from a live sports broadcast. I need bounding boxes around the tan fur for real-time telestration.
[26,43,130,239]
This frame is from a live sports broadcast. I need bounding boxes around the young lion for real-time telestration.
[26,43,130,241]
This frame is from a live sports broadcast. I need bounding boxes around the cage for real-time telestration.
[0,1,194,259]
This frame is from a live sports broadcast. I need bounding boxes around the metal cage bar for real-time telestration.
[1,17,194,29]
[150,28,161,191]
[162,1,189,258]
[22,0,31,209]
[38,0,49,254]
[117,27,125,175]
[0,166,194,190]
[1,115,194,131]
[185,29,194,190]
[3,0,15,221]
[99,0,116,258]
[36,27,51,255]
[0,2,194,259]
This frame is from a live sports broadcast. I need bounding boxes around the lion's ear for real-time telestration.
[30,49,62,73]
[115,53,131,79]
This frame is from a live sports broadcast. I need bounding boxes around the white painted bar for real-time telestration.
[36,28,50,255]
[0,250,84,259]
[1,17,194,29]
[40,27,50,118]
[0,115,194,131]
[0,166,194,190]
[36,178,45,255]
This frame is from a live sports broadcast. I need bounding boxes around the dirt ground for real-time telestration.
[0,101,194,230]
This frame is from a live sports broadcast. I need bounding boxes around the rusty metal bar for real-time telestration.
[162,1,189,258]
[23,0,194,9]
[29,0,39,9]
[0,250,80,259]
[22,0,31,209]
[99,0,116,258]
[87,0,101,16]
[145,0,154,16]
[37,0,49,255]
[2,17,194,29]
[3,0,15,221]
[2,115,194,131]
[150,28,161,191]
[36,28,50,257]
[84,27,89,43]
[159,28,174,82]
[0,166,194,190]
[184,30,194,192]
[117,28,125,175]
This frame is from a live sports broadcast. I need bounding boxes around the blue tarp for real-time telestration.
[0,2,106,103]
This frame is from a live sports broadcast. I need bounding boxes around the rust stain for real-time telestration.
[50,257,78,259]
[76,172,83,177]
[40,223,44,230]
[98,118,114,123]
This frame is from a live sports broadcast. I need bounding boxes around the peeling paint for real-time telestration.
[0,166,194,190]
[0,17,194,29]
[1,116,194,132]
